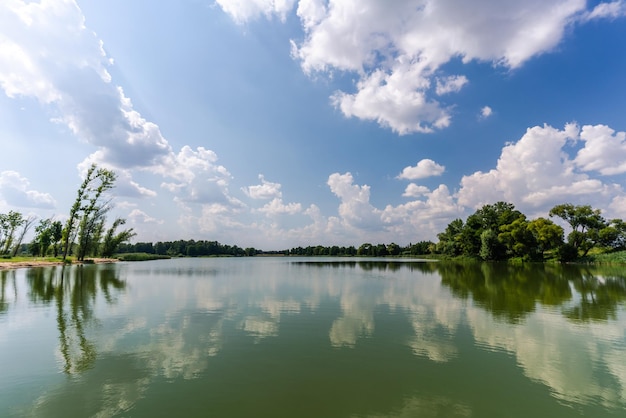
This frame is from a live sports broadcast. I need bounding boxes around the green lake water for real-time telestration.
[1,257,625,417]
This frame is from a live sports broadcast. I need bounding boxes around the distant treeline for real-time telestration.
[116,240,252,257]
[285,241,434,257]
[116,240,436,258]
[114,201,626,263]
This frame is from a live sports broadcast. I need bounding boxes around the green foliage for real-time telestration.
[101,218,136,258]
[479,229,499,260]
[556,243,578,262]
[528,217,564,257]
[61,164,133,261]
[117,240,247,257]
[499,216,540,260]
[580,250,626,264]
[116,253,171,261]
[0,211,26,255]
[33,218,53,257]
[549,203,607,257]
[437,202,625,263]
[436,218,464,256]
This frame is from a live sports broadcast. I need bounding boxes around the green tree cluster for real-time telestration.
[29,218,63,257]
[549,204,626,259]
[58,164,135,261]
[437,202,626,262]
[286,241,434,257]
[116,239,247,257]
[6,164,136,261]
[0,211,36,257]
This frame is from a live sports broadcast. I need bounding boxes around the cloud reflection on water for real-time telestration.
[2,258,626,416]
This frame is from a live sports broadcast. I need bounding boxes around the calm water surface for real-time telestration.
[1,258,625,417]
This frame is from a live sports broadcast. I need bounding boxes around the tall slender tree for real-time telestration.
[62,164,117,261]
[11,215,36,257]
[1,211,25,255]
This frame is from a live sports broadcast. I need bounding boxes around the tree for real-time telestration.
[34,218,54,257]
[100,218,135,258]
[479,229,500,260]
[437,218,464,256]
[498,216,538,260]
[375,243,388,256]
[76,203,110,261]
[62,164,133,261]
[527,217,564,258]
[0,211,25,255]
[11,215,36,257]
[549,204,607,257]
[453,202,523,258]
[62,165,98,260]
[387,242,401,256]
[357,243,373,256]
[468,202,522,256]
[50,221,63,257]
[62,165,116,261]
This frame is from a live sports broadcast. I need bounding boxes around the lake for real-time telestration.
[1,257,625,417]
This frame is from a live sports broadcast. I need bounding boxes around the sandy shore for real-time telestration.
[0,258,118,270]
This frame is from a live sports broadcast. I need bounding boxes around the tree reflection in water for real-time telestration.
[0,269,18,314]
[438,261,626,323]
[25,265,126,374]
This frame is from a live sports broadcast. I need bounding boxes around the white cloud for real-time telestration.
[128,209,164,225]
[215,0,297,23]
[397,159,445,180]
[327,172,383,231]
[257,197,302,215]
[435,75,469,95]
[242,175,283,199]
[403,184,430,198]
[0,171,56,209]
[0,1,244,217]
[221,0,625,134]
[480,106,493,119]
[582,0,626,21]
[330,64,451,135]
[0,1,172,171]
[158,146,242,210]
[382,184,464,237]
[457,123,626,215]
[574,124,626,175]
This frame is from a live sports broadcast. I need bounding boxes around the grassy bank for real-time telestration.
[115,253,171,261]
[579,250,626,264]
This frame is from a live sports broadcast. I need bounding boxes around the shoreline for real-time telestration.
[0,258,119,271]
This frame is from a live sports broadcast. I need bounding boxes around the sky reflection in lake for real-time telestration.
[1,258,625,417]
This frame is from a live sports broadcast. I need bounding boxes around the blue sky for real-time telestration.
[2,0,626,250]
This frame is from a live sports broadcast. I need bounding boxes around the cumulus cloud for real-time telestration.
[0,1,242,217]
[242,175,283,199]
[327,172,383,231]
[215,0,296,23]
[382,184,464,235]
[436,75,469,96]
[456,123,626,218]
[127,209,163,225]
[258,198,302,216]
[324,173,464,243]
[397,159,445,180]
[0,1,171,170]
[480,106,493,119]
[403,184,430,198]
[0,171,56,209]
[221,0,626,134]
[574,124,626,175]
[159,146,242,210]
